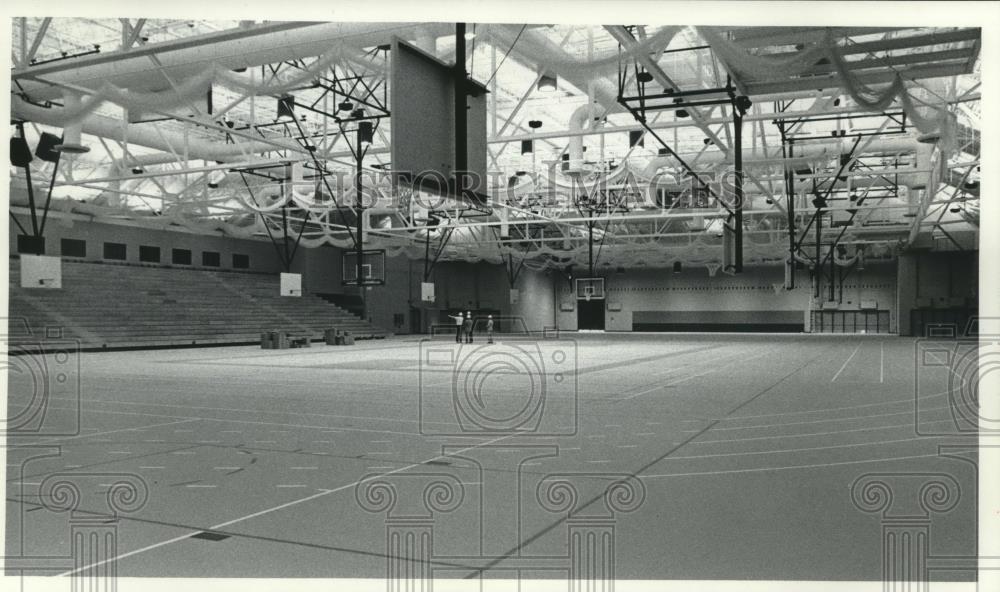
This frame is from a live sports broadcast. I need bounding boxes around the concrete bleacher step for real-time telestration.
[9,257,390,349]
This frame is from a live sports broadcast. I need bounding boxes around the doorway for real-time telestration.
[577,299,605,330]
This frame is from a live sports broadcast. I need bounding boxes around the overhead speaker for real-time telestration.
[35,132,63,163]
[10,137,33,167]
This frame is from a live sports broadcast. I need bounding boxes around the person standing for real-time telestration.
[463,311,474,343]
[486,315,494,344]
[448,312,464,343]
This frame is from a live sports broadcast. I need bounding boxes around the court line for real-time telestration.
[831,342,863,382]
[722,390,949,421]
[615,344,767,401]
[640,452,952,479]
[666,434,954,460]
[6,418,200,449]
[702,404,952,432]
[691,418,956,444]
[58,431,518,577]
[880,341,885,384]
[26,403,435,438]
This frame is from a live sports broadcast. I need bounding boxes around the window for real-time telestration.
[171,248,192,265]
[232,253,250,269]
[139,245,161,263]
[202,251,221,267]
[17,235,45,255]
[60,238,86,258]
[103,242,127,260]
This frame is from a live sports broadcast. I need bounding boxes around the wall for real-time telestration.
[10,218,284,274]
[555,262,898,333]
[510,268,557,333]
[896,251,978,336]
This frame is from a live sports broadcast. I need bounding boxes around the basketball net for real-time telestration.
[585,293,592,302]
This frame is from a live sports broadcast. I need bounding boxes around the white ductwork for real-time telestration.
[566,103,605,172]
[640,137,924,180]
[15,22,454,102]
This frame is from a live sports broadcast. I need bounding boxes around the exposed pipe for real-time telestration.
[15,22,454,102]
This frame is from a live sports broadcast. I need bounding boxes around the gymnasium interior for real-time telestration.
[4,10,995,590]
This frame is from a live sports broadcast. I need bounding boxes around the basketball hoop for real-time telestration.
[585,293,592,302]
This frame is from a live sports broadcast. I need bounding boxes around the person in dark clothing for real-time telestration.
[463,311,474,343]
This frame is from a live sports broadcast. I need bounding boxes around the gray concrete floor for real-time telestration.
[5,333,977,581]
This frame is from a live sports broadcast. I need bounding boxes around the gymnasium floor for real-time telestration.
[5,333,978,582]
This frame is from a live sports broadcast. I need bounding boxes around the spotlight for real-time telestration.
[358,121,374,146]
[132,167,144,175]
[676,109,689,118]
[537,73,557,92]
[276,95,296,121]
[703,138,713,146]
[658,148,669,155]
[351,108,366,119]
[833,97,841,107]
[528,120,543,129]
[208,181,219,189]
[811,196,827,209]
[636,71,654,84]
[521,139,533,155]
[338,100,354,112]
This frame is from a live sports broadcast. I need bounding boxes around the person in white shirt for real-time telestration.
[463,311,474,343]
[486,315,495,344]
[448,312,464,343]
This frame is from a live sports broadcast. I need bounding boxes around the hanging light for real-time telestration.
[528,120,543,130]
[35,132,62,163]
[338,100,354,112]
[636,71,654,84]
[276,95,296,121]
[521,139,533,155]
[537,72,557,92]
[358,121,374,146]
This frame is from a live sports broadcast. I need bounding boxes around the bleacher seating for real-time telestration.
[8,257,389,349]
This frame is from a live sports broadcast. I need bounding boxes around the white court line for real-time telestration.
[58,431,518,577]
[7,418,199,449]
[831,342,863,382]
[35,404,432,438]
[880,341,885,384]
[703,404,952,432]
[667,434,953,460]
[641,452,953,479]
[691,418,956,445]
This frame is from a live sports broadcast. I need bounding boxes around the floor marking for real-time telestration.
[6,418,199,449]
[213,467,240,471]
[706,404,952,432]
[289,467,318,470]
[171,451,196,455]
[276,485,307,488]
[253,441,278,444]
[139,466,165,470]
[831,342,863,382]
[880,341,885,384]
[618,384,662,401]
[616,445,639,449]
[692,418,956,445]
[666,434,953,460]
[641,452,950,479]
[586,460,612,464]
[185,484,216,489]
[59,432,518,577]
[107,451,131,455]
[724,390,950,421]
